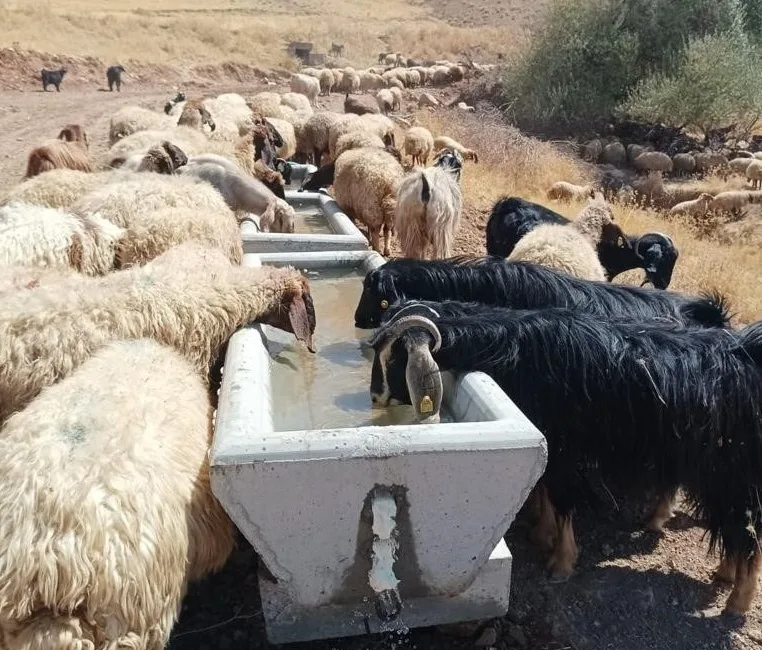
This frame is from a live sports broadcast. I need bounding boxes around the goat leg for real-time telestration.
[723,551,761,616]
[546,512,578,581]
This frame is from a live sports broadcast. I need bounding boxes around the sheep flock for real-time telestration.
[1,50,761,650]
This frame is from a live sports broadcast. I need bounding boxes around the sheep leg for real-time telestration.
[716,555,737,583]
[546,513,578,580]
[369,229,382,255]
[646,487,678,532]
[723,551,761,616]
[530,483,558,550]
[382,224,392,257]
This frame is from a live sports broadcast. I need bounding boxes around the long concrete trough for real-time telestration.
[242,173,369,254]
[210,249,548,644]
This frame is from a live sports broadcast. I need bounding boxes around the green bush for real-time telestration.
[620,31,762,135]
[500,0,762,133]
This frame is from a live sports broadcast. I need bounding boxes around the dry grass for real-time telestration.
[0,0,526,68]
[418,109,762,324]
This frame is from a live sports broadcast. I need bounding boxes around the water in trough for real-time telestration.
[266,267,453,431]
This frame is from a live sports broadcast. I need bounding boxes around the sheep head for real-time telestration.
[369,314,443,423]
[259,270,317,353]
[160,141,188,171]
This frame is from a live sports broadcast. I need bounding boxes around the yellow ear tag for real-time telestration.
[419,395,434,414]
[380,300,389,309]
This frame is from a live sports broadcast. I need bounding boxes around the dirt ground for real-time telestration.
[1,79,761,650]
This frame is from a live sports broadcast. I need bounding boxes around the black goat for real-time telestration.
[41,68,66,92]
[106,65,125,92]
[370,302,762,616]
[274,159,293,185]
[300,162,335,192]
[353,256,730,330]
[485,197,679,289]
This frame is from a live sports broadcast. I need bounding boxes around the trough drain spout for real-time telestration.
[368,488,403,622]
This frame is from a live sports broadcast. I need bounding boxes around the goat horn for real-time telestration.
[375,315,442,353]
[384,303,441,326]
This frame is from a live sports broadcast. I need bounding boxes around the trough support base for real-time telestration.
[259,540,513,644]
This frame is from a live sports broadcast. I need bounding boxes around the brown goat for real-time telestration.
[25,140,92,179]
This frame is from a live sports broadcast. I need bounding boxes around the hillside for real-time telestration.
[0,0,540,69]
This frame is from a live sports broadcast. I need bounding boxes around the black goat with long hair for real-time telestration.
[353,256,730,329]
[485,197,679,289]
[369,301,762,616]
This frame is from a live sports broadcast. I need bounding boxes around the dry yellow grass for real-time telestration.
[416,109,762,324]
[0,0,526,68]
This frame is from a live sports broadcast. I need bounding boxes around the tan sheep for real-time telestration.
[633,151,673,174]
[404,126,435,167]
[376,89,395,115]
[508,198,627,282]
[0,203,125,275]
[106,126,210,164]
[546,181,595,203]
[729,157,754,175]
[746,159,762,189]
[247,91,284,119]
[108,105,175,145]
[433,135,478,163]
[671,153,696,177]
[710,190,762,214]
[281,92,313,113]
[333,146,405,256]
[0,339,235,650]
[667,193,714,218]
[290,73,320,106]
[334,131,386,160]
[176,98,217,132]
[0,243,317,423]
[318,69,335,95]
[302,111,349,165]
[1,170,119,209]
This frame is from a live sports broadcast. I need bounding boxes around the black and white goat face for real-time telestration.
[433,148,464,182]
[369,311,444,423]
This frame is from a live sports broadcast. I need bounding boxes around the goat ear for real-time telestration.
[405,344,443,423]
[267,123,284,148]
[68,233,84,271]
[288,290,316,353]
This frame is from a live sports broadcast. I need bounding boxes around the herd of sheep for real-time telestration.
[2,61,762,648]
[557,134,762,220]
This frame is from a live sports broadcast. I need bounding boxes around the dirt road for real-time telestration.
[1,83,761,650]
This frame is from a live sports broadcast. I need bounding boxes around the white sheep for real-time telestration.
[546,181,595,203]
[376,89,395,115]
[247,91,284,119]
[333,146,405,256]
[264,117,297,160]
[115,205,242,267]
[289,73,320,107]
[746,159,762,189]
[0,243,317,423]
[388,86,402,112]
[108,105,175,145]
[334,131,386,160]
[404,126,435,167]
[709,190,762,214]
[317,69,335,96]
[433,135,478,163]
[0,264,78,296]
[72,173,232,230]
[107,126,209,165]
[508,198,626,281]
[281,91,313,113]
[395,154,463,259]
[0,339,235,650]
[0,169,120,209]
[0,203,125,275]
[667,192,714,218]
[179,161,295,232]
[729,157,754,175]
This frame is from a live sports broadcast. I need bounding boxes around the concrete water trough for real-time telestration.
[210,250,548,644]
[242,163,368,253]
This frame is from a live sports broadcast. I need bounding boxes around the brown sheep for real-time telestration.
[24,140,92,179]
[177,99,216,132]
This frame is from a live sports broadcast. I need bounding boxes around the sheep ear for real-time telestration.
[288,289,316,353]
[405,344,443,423]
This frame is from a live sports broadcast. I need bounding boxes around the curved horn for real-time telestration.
[383,302,440,326]
[406,343,443,423]
[374,315,442,353]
